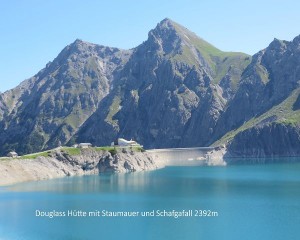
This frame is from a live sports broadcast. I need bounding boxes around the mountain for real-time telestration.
[0,18,299,158]
[213,36,300,157]
[0,40,131,154]
[74,18,250,148]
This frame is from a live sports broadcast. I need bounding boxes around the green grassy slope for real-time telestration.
[169,20,251,86]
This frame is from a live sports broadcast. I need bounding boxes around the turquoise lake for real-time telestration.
[1,163,300,240]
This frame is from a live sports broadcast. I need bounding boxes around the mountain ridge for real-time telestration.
[74,18,249,149]
[0,18,299,158]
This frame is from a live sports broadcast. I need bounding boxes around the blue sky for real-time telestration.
[1,0,300,92]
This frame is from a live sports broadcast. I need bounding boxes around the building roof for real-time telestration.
[7,151,18,157]
[8,151,18,155]
[117,138,140,146]
[78,143,92,146]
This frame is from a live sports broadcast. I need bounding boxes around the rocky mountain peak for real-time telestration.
[64,38,100,57]
[292,34,300,45]
[267,38,287,52]
[156,18,175,28]
[146,18,182,54]
[152,18,216,50]
[147,18,203,52]
[73,38,85,44]
[154,18,197,40]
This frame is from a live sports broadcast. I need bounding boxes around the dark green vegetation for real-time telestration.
[1,18,300,157]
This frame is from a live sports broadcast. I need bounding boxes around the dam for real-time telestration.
[146,147,216,166]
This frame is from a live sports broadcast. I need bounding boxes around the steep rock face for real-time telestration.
[0,96,6,121]
[0,40,132,155]
[227,123,300,157]
[213,35,300,142]
[294,94,300,110]
[75,19,248,148]
[214,84,300,158]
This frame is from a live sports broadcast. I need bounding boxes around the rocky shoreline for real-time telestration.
[2,145,298,187]
[0,149,165,187]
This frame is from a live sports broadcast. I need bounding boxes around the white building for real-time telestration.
[78,143,92,149]
[111,138,141,147]
[7,151,18,158]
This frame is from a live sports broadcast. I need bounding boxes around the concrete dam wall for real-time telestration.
[147,147,215,166]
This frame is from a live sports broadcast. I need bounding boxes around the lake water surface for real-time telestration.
[1,162,300,240]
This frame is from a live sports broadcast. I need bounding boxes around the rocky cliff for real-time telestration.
[0,148,163,186]
[226,123,300,157]
[0,95,6,121]
[213,36,300,157]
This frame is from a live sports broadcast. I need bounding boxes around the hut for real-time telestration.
[78,143,92,149]
[7,151,18,158]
